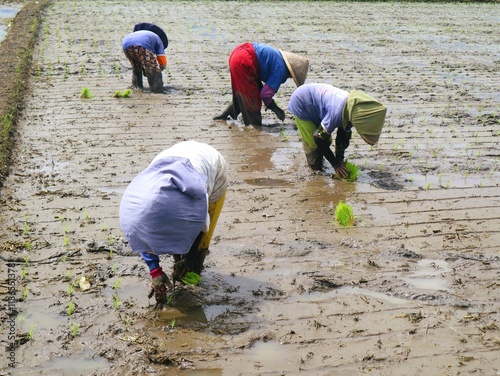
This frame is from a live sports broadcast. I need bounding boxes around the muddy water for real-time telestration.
[1,1,499,375]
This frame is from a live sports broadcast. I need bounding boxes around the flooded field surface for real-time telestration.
[0,1,499,375]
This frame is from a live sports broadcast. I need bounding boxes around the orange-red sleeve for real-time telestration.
[157,55,167,68]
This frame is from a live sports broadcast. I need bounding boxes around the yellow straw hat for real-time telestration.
[280,50,309,87]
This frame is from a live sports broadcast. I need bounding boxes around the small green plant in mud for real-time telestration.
[24,255,29,266]
[113,278,122,290]
[112,263,117,275]
[182,272,202,286]
[25,240,31,251]
[80,64,86,77]
[113,89,132,98]
[80,87,93,99]
[70,323,79,337]
[166,294,173,305]
[64,236,69,247]
[335,201,355,227]
[26,324,36,341]
[67,301,75,316]
[445,181,451,189]
[21,267,27,280]
[113,294,121,310]
[22,286,29,301]
[114,62,120,77]
[425,183,431,190]
[17,313,25,322]
[108,235,115,246]
[68,283,74,297]
[102,222,108,231]
[61,253,67,263]
[170,318,176,329]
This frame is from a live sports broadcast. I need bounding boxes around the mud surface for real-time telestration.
[1,1,499,375]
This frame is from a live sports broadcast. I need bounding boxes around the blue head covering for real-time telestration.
[119,156,207,255]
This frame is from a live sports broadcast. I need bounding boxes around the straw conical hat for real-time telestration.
[280,50,309,87]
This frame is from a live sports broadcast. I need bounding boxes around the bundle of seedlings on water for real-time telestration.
[80,87,93,99]
[343,161,359,182]
[182,272,202,286]
[113,89,132,98]
[335,201,355,227]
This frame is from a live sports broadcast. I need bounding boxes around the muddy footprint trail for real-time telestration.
[0,1,499,375]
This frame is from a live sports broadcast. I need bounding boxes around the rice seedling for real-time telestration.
[24,255,29,266]
[102,222,108,231]
[445,181,451,189]
[108,235,115,246]
[80,87,93,99]
[113,89,132,98]
[335,201,355,227]
[182,272,202,286]
[17,313,25,322]
[26,325,36,340]
[113,294,121,309]
[166,294,173,305]
[21,267,27,280]
[64,236,69,247]
[68,283,74,296]
[170,318,176,329]
[61,254,67,263]
[67,301,75,316]
[70,323,79,337]
[113,278,122,290]
[25,240,31,251]
[22,286,28,301]
[112,263,117,275]
[425,183,431,190]
[114,63,120,77]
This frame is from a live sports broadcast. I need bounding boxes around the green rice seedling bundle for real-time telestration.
[182,272,202,286]
[113,89,132,98]
[344,161,359,182]
[80,87,93,99]
[335,201,355,227]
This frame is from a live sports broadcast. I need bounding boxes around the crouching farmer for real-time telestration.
[119,141,228,308]
[122,24,168,93]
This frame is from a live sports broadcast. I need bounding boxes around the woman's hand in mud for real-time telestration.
[148,270,172,309]
[334,162,350,179]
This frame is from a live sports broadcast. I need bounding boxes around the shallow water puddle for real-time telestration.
[18,299,66,333]
[402,259,450,291]
[35,348,108,374]
[245,340,291,365]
